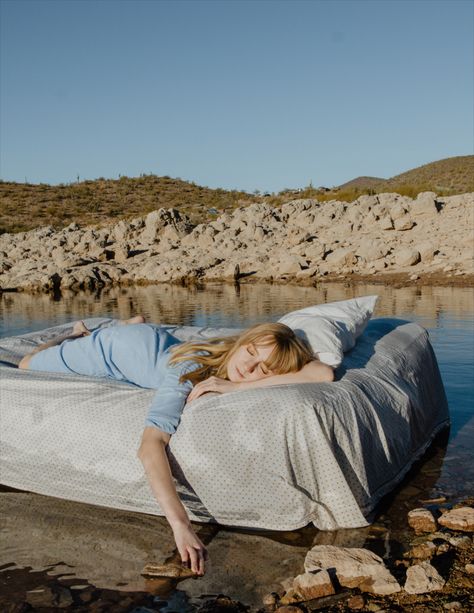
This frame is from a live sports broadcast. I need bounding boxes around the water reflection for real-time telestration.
[1,282,473,336]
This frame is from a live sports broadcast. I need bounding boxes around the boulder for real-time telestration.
[412,192,438,217]
[304,545,401,595]
[275,255,305,275]
[394,215,415,231]
[438,507,474,532]
[408,508,437,533]
[404,561,445,594]
[356,240,390,262]
[325,248,357,268]
[395,248,421,267]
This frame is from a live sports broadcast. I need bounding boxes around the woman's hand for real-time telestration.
[171,522,209,575]
[186,376,239,403]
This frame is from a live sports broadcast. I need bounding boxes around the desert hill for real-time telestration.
[0,155,472,234]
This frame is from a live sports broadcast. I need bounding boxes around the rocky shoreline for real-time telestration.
[0,191,473,294]
[2,501,473,612]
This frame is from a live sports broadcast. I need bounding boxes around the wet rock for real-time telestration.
[198,595,249,612]
[404,541,436,560]
[56,586,74,608]
[291,570,335,600]
[436,542,450,555]
[304,545,401,595]
[141,562,197,578]
[438,507,474,532]
[262,592,279,607]
[448,535,471,549]
[408,508,437,533]
[404,561,446,594]
[347,594,365,609]
[366,603,382,612]
[25,586,56,607]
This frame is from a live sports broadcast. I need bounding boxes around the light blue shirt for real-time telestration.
[28,323,202,435]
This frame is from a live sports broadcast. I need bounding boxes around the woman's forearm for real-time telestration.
[138,440,191,528]
[236,360,334,390]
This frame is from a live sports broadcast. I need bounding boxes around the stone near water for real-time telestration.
[26,587,56,608]
[395,248,421,267]
[141,562,197,578]
[304,545,401,595]
[347,594,365,609]
[404,541,436,560]
[408,508,437,533]
[438,507,474,532]
[262,592,279,607]
[291,570,335,600]
[448,535,471,549]
[404,561,446,594]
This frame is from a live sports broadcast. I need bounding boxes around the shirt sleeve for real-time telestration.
[144,360,197,435]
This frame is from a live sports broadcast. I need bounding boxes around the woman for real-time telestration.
[19,317,335,576]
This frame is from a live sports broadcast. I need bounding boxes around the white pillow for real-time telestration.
[278,295,378,368]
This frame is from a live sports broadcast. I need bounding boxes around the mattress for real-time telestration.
[0,317,450,531]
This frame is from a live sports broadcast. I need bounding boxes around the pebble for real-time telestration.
[465,563,474,574]
[443,603,462,610]
[347,594,365,609]
[263,593,279,607]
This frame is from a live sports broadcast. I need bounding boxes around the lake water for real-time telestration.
[1,281,473,611]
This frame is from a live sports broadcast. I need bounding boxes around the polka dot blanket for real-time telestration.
[0,317,449,530]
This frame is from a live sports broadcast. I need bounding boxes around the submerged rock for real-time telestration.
[141,562,197,578]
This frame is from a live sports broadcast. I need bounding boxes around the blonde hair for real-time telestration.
[169,322,315,385]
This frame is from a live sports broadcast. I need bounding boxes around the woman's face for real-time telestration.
[226,341,276,382]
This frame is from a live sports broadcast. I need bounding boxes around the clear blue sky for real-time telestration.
[1,0,472,192]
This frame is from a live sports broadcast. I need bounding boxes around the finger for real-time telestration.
[197,550,205,575]
[188,546,199,574]
[179,549,189,568]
